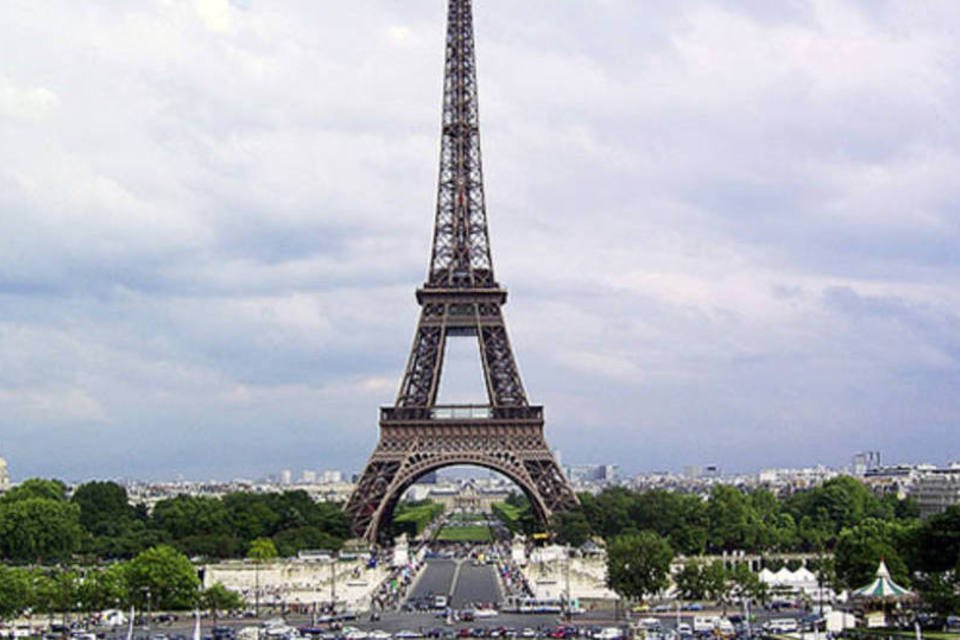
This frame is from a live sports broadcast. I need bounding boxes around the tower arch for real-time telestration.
[372,458,548,545]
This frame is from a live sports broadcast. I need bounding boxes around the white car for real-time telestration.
[766,619,798,634]
[715,619,734,635]
[594,627,624,640]
[474,608,498,619]
[675,623,692,636]
[638,618,660,630]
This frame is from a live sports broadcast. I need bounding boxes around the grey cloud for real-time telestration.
[0,1,958,481]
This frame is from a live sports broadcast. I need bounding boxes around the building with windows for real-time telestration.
[912,466,960,518]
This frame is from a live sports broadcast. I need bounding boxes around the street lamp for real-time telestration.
[254,561,260,618]
[563,545,571,622]
[140,587,151,631]
[330,553,337,613]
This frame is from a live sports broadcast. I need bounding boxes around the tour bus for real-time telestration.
[505,596,564,614]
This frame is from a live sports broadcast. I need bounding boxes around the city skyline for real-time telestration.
[1,2,959,481]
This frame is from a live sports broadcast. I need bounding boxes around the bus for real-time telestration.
[505,597,564,614]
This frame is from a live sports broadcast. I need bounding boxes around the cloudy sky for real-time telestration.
[1,0,958,482]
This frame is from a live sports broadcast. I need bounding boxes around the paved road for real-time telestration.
[450,562,501,608]
[409,559,458,601]
[407,559,502,610]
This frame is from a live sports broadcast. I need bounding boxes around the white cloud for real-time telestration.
[196,0,233,33]
[0,388,106,425]
[0,76,58,121]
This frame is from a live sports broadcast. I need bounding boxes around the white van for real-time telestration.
[101,609,128,628]
[692,617,715,633]
[767,619,798,633]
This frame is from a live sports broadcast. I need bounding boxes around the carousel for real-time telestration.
[852,560,916,628]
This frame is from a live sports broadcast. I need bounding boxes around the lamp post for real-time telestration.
[563,545,571,622]
[141,587,151,631]
[330,554,337,613]
[254,561,260,618]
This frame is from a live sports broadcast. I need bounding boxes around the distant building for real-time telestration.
[912,468,960,518]
[851,451,881,476]
[568,464,619,484]
[703,465,721,479]
[300,470,317,484]
[422,479,510,512]
[684,465,703,479]
[862,465,917,499]
[321,470,342,484]
[0,455,9,492]
[280,469,293,485]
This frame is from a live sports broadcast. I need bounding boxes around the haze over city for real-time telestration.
[1,1,959,482]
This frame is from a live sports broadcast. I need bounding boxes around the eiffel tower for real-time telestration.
[345,0,578,543]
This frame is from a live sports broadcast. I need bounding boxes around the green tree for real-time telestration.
[730,563,762,601]
[27,569,60,617]
[273,527,342,557]
[915,572,960,617]
[247,538,278,562]
[50,570,79,618]
[674,562,706,600]
[0,479,68,504]
[503,492,538,535]
[0,565,30,620]
[550,509,592,547]
[72,481,155,560]
[786,477,891,548]
[71,482,139,533]
[223,493,281,541]
[707,486,761,552]
[702,561,730,602]
[151,495,231,540]
[913,505,960,572]
[588,488,636,540]
[201,583,245,623]
[77,563,128,612]
[0,498,83,562]
[606,531,674,601]
[834,518,910,589]
[247,538,277,616]
[125,545,199,611]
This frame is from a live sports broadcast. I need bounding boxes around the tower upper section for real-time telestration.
[426,0,497,291]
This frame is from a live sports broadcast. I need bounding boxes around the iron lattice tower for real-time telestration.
[345,0,578,543]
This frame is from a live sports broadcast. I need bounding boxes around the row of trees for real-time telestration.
[0,479,350,563]
[586,480,960,615]
[0,544,246,621]
[551,477,918,556]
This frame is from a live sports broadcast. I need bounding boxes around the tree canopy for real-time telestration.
[0,479,351,564]
[606,531,674,600]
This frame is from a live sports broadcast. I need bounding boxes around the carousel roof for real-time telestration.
[852,560,913,599]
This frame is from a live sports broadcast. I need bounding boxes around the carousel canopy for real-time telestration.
[852,560,913,599]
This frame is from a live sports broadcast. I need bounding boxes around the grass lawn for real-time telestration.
[448,512,485,522]
[436,524,493,542]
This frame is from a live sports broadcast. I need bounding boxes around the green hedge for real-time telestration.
[393,501,445,537]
